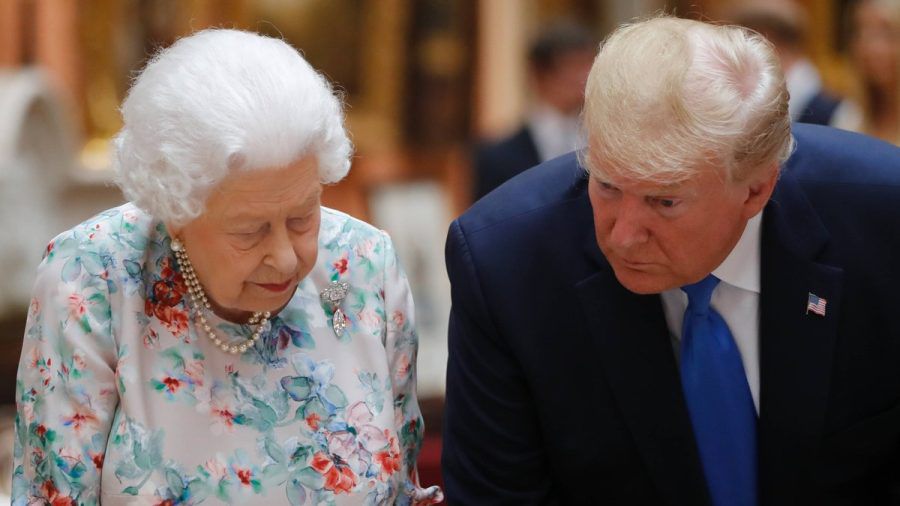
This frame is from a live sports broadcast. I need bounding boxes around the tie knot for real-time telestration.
[681,274,720,315]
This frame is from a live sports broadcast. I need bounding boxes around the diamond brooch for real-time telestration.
[320,281,350,337]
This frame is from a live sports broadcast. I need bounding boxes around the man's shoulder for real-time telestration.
[458,153,588,237]
[788,124,900,188]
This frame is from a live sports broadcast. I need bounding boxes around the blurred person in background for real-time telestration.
[12,29,442,506]
[838,0,900,144]
[472,21,596,200]
[729,0,848,126]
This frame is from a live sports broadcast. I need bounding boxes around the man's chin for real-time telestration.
[611,267,676,295]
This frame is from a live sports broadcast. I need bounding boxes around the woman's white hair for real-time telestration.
[580,16,793,184]
[114,29,352,226]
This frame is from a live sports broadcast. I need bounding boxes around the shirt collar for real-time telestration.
[711,212,762,294]
[527,102,583,161]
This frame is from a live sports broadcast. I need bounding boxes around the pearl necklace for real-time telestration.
[171,238,270,355]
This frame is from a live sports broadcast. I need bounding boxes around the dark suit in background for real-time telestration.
[472,126,540,200]
[471,21,595,200]
[443,124,900,505]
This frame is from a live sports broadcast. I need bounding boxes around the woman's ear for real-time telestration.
[164,222,182,242]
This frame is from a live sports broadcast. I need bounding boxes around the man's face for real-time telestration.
[535,49,596,115]
[588,163,777,294]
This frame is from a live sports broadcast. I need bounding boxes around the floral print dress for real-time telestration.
[12,203,443,506]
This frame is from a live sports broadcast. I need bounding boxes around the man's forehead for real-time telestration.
[593,169,697,194]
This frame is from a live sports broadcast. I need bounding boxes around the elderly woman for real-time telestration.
[12,29,442,506]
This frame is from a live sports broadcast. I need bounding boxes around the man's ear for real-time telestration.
[742,163,779,220]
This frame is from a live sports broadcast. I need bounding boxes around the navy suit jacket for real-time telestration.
[443,124,900,505]
[473,126,541,200]
[798,91,842,126]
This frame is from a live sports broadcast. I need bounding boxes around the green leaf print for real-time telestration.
[281,377,313,401]
[61,257,82,282]
[294,466,324,489]
[166,467,185,498]
[299,397,328,421]
[124,258,142,277]
[79,316,92,334]
[290,445,313,466]
[123,486,140,496]
[252,399,278,431]
[80,252,106,275]
[88,293,110,323]
[264,436,287,465]
[134,430,163,471]
[286,478,307,506]
[323,385,348,409]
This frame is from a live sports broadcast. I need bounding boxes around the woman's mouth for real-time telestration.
[255,280,294,293]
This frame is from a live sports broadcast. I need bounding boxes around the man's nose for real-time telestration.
[607,196,650,249]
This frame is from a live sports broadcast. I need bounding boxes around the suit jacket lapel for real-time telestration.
[758,172,843,502]
[576,232,710,506]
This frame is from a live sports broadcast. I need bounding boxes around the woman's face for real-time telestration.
[170,156,322,321]
[851,0,900,90]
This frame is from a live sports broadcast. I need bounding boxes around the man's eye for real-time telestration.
[597,181,620,194]
[657,198,678,208]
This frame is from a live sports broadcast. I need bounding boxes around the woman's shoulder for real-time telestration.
[318,206,392,253]
[43,202,162,271]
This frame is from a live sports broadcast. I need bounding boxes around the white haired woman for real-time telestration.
[12,29,442,506]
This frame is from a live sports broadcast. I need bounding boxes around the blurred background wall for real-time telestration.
[0,0,893,497]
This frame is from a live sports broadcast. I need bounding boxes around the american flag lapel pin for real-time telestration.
[806,292,827,317]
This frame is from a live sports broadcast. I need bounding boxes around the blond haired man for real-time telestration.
[444,16,900,505]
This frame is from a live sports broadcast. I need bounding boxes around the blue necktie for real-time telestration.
[680,275,757,506]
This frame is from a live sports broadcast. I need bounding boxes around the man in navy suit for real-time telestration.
[443,16,900,505]
[472,22,595,200]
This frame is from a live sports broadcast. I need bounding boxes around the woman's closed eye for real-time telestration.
[288,216,314,231]
[230,224,268,241]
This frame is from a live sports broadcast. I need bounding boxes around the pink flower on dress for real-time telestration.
[72,352,87,371]
[333,254,349,275]
[183,359,205,387]
[395,353,411,380]
[67,294,87,320]
[142,328,159,349]
[354,238,377,259]
[346,401,374,428]
[205,458,228,480]
[357,424,389,453]
[391,311,405,328]
[211,406,236,434]
[327,431,360,464]
[358,309,382,331]
[28,298,40,321]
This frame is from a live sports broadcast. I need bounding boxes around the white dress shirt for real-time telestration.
[660,212,762,413]
[527,103,585,162]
